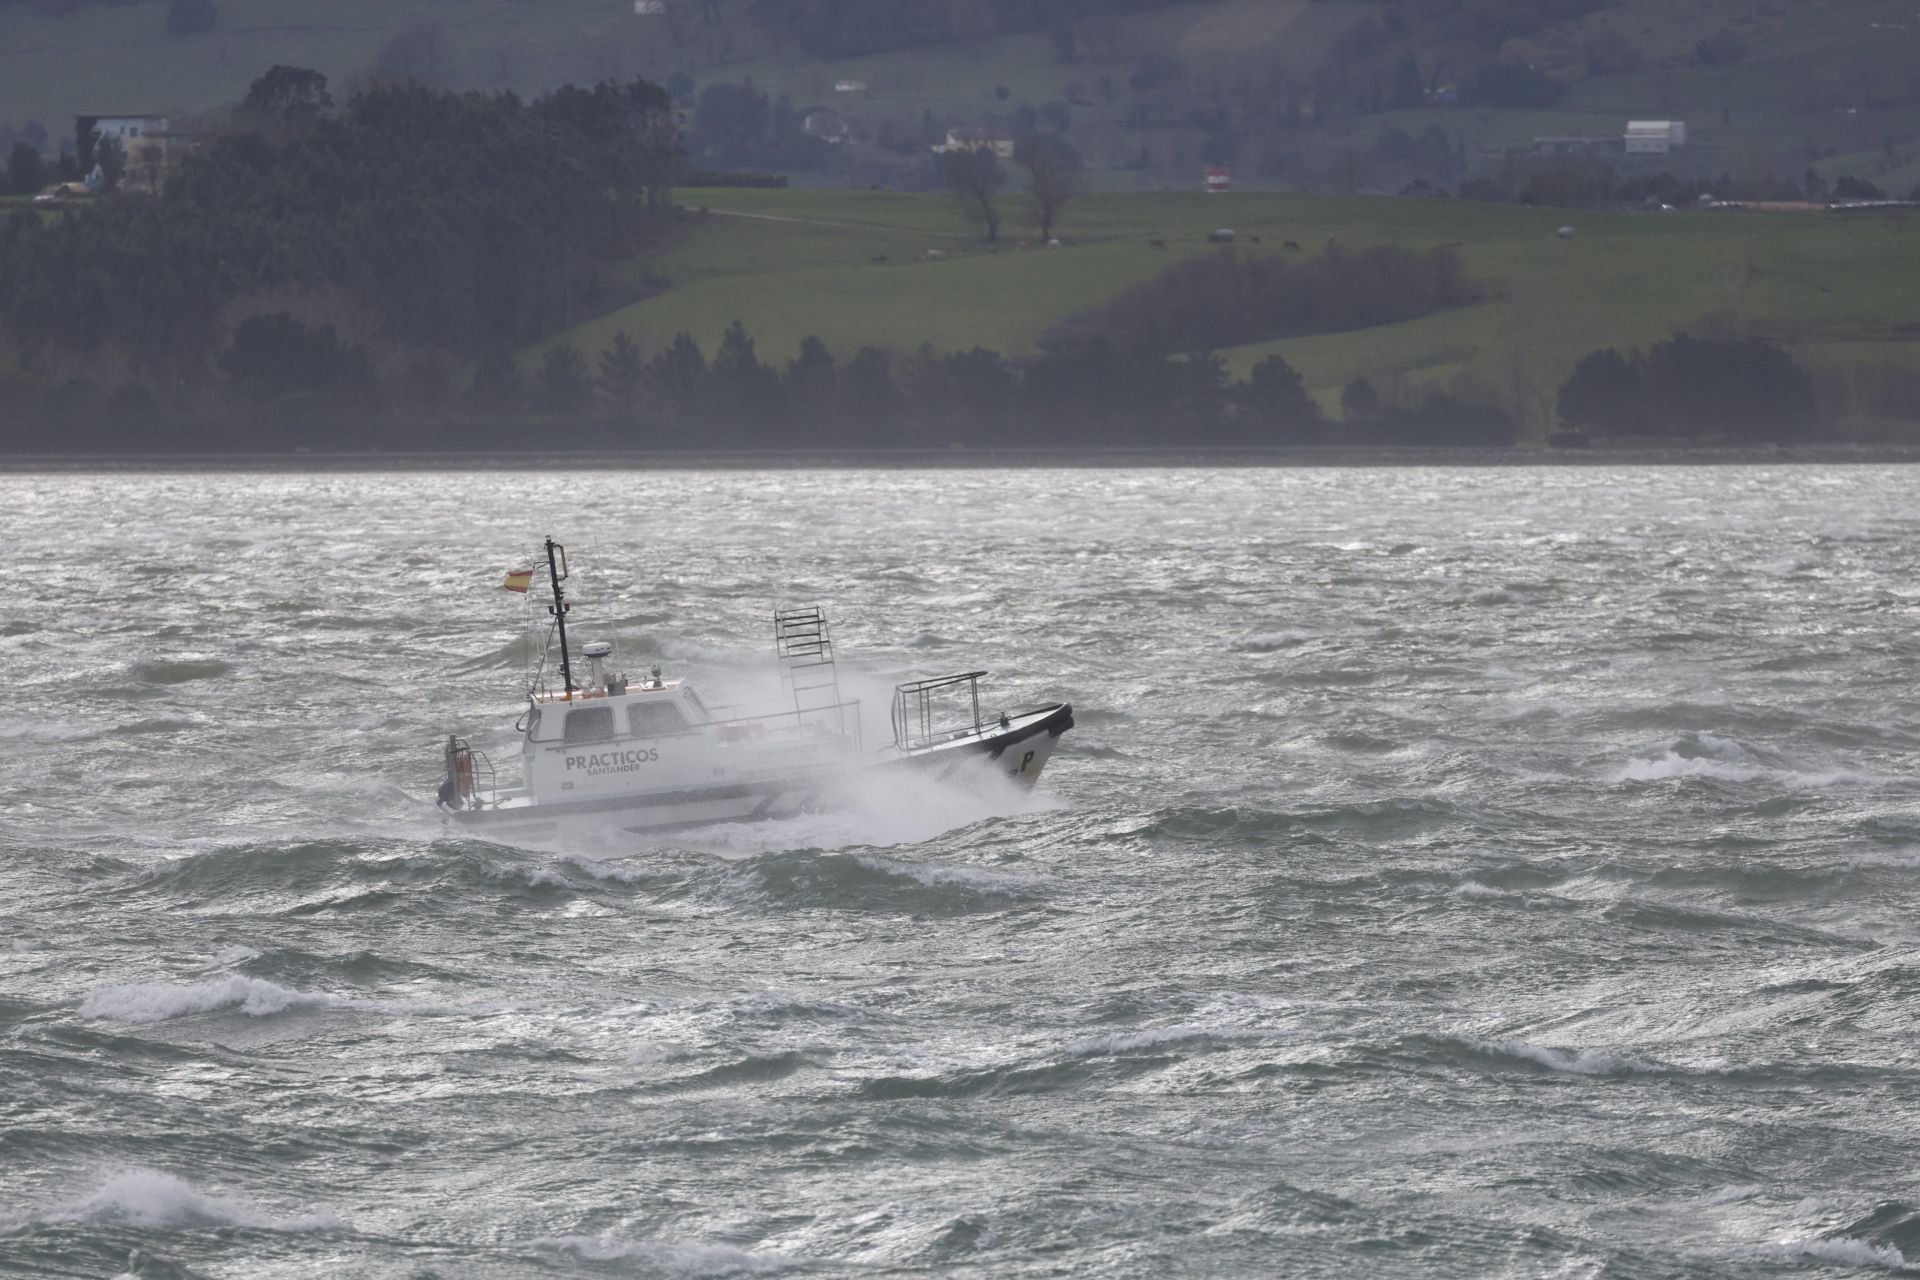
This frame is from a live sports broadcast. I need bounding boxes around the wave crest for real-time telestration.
[79,976,322,1023]
[46,1168,340,1232]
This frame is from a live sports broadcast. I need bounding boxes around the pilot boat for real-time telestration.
[436,538,1073,832]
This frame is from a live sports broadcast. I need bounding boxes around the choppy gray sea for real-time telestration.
[5,466,1920,1279]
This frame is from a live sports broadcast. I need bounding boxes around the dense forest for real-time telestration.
[0,68,676,405]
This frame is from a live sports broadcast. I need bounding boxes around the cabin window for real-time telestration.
[629,701,688,737]
[562,705,616,744]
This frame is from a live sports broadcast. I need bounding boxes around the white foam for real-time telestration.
[79,976,323,1023]
[1611,732,1850,787]
[1703,1184,1764,1205]
[77,976,507,1024]
[1769,1236,1909,1270]
[851,853,1034,893]
[534,1234,787,1274]
[688,765,1050,858]
[1614,753,1768,784]
[47,1168,340,1232]
[561,853,654,883]
[1468,1038,1653,1076]
[1236,629,1316,652]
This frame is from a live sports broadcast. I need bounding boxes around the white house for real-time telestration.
[75,113,169,167]
[932,128,1015,159]
[1624,120,1687,155]
[802,108,851,144]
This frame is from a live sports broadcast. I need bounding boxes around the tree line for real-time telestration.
[1,317,1524,453]
[1459,155,1920,210]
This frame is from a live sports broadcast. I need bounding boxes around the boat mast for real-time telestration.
[545,536,575,694]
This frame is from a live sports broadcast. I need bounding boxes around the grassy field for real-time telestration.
[549,186,1920,422]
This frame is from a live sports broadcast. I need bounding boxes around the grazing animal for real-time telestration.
[1249,235,1262,244]
[1283,240,1301,251]
[925,249,947,261]
[871,254,889,264]
[1150,238,1167,249]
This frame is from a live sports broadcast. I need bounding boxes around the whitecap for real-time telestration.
[1467,1037,1654,1076]
[1234,630,1316,652]
[851,853,1033,893]
[1610,732,1851,787]
[42,1168,341,1232]
[79,976,324,1023]
[560,853,654,883]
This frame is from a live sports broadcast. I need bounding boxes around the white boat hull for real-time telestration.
[443,702,1072,835]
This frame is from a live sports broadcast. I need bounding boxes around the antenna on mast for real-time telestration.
[544,536,575,695]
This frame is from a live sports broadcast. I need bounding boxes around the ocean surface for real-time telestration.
[4,466,1920,1279]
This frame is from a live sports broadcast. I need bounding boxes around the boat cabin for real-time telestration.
[517,644,860,806]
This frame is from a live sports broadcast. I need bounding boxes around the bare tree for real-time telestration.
[1016,135,1088,242]
[943,146,1006,242]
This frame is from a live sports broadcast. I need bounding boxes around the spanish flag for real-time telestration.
[502,569,534,593]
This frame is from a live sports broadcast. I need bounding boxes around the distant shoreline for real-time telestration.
[5,445,1920,472]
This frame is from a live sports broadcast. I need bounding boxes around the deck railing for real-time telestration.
[891,671,990,752]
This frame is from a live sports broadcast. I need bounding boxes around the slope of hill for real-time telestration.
[4,0,1917,200]
[551,186,1920,429]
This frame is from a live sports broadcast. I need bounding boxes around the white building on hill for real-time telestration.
[1624,120,1687,155]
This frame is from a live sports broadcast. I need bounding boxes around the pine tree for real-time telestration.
[649,333,706,405]
[598,331,646,407]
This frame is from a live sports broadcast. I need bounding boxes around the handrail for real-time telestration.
[894,671,988,695]
[891,671,989,752]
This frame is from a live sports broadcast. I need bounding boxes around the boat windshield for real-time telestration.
[562,705,617,744]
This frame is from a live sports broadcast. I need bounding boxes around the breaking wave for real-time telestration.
[1611,732,1854,787]
[29,1168,342,1232]
[78,976,326,1023]
[1766,1236,1910,1271]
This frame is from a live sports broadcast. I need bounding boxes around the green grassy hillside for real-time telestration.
[557,187,1919,423]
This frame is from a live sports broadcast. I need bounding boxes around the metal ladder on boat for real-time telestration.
[773,606,847,735]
